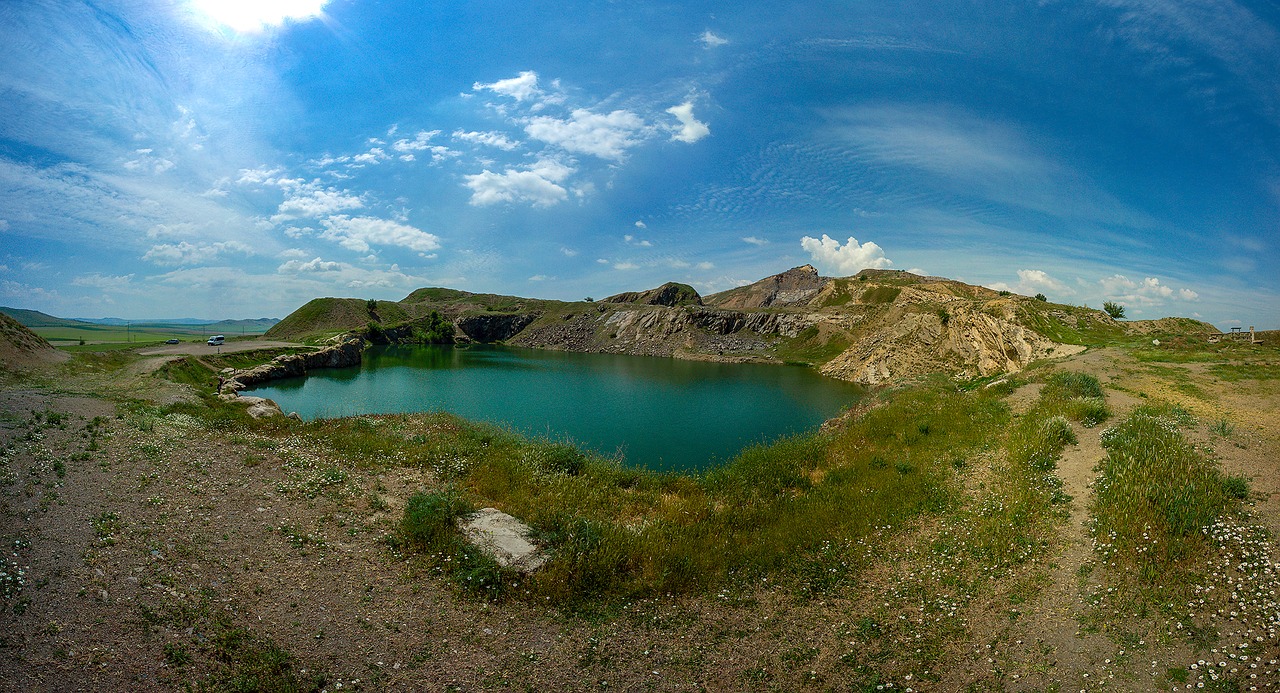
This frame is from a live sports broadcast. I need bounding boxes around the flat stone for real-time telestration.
[456,508,546,573]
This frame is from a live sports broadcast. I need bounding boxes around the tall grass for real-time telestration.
[1090,403,1238,590]
[292,382,1009,605]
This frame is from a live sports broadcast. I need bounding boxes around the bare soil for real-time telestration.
[1,345,1277,691]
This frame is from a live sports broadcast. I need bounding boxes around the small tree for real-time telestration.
[1034,293,1047,302]
[366,298,378,313]
[1102,301,1126,319]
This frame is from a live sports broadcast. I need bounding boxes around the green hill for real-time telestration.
[0,306,95,328]
[264,298,411,341]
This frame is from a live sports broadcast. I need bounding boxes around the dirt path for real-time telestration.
[1003,382,1142,689]
[135,339,301,357]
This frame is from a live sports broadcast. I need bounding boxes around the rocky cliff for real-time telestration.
[228,335,364,389]
[270,267,1215,385]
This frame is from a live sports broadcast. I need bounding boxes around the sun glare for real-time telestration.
[190,0,329,33]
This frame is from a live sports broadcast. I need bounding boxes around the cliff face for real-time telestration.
[272,266,1206,385]
[229,336,364,389]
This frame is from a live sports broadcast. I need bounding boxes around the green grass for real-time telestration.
[1091,402,1237,591]
[267,381,999,606]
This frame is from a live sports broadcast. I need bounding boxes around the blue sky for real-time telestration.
[1,0,1277,329]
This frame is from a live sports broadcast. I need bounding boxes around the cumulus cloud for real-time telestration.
[666,102,710,143]
[319,216,441,254]
[800,234,892,275]
[473,71,542,101]
[634,220,647,229]
[525,109,647,160]
[452,130,520,150]
[277,257,342,273]
[988,268,1072,297]
[700,30,729,47]
[274,188,363,220]
[624,234,653,247]
[142,241,253,266]
[464,159,573,207]
[1098,274,1198,306]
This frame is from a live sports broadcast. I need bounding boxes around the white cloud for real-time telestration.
[142,241,253,266]
[696,261,715,270]
[624,234,653,247]
[452,130,520,150]
[525,109,647,160]
[473,70,542,101]
[278,248,309,259]
[528,274,553,282]
[352,147,389,165]
[613,261,639,270]
[278,257,342,273]
[1097,274,1199,306]
[988,268,1073,297]
[700,30,729,47]
[463,159,573,207]
[666,102,710,143]
[190,0,330,33]
[274,188,363,220]
[0,219,9,230]
[634,220,647,229]
[800,234,892,275]
[560,247,579,257]
[71,273,133,290]
[320,216,441,254]
[742,236,768,246]
[123,148,176,175]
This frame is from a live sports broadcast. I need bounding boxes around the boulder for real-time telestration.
[456,508,546,573]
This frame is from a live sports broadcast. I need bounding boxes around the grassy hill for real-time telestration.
[264,298,412,341]
[0,306,95,328]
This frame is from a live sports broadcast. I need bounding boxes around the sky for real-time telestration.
[1,1,1278,329]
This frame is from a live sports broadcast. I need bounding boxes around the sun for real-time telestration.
[190,0,329,33]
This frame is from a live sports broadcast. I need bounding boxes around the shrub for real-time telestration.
[1102,301,1126,319]
[1034,293,1047,302]
[400,488,474,550]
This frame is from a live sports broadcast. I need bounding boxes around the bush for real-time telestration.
[400,488,474,549]
[1034,293,1047,302]
[1102,301,1126,319]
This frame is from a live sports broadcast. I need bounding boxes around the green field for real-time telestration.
[34,323,270,347]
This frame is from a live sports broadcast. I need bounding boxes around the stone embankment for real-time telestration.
[226,336,364,390]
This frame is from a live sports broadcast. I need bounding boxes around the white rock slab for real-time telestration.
[456,508,547,573]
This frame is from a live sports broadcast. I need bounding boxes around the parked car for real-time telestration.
[207,335,225,346]
[165,338,180,344]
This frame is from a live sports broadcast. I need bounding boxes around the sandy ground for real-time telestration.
[135,340,303,357]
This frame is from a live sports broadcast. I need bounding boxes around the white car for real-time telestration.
[207,335,225,346]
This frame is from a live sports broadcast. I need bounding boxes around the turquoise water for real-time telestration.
[248,345,863,472]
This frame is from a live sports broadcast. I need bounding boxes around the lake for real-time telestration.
[247,344,864,472]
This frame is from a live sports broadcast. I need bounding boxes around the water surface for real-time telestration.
[249,345,863,472]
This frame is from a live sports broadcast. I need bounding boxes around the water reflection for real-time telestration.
[250,345,863,472]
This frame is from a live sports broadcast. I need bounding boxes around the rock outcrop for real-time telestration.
[705,265,829,309]
[228,336,364,389]
[603,282,703,307]
[456,508,546,573]
[455,313,539,343]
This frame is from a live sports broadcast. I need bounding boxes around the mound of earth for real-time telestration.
[603,282,702,307]
[0,312,69,370]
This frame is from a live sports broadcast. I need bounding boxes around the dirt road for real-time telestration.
[135,340,303,356]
